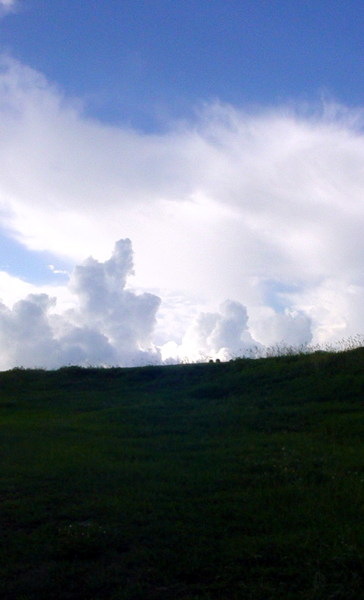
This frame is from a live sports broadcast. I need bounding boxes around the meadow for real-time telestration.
[1,348,364,599]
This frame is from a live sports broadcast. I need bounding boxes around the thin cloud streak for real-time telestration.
[1,56,364,366]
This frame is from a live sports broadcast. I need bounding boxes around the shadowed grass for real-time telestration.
[1,348,364,598]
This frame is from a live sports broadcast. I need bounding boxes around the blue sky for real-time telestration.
[3,0,364,128]
[1,0,364,367]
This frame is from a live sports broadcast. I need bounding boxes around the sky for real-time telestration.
[1,0,364,368]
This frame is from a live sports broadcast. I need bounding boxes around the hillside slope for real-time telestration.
[1,349,364,599]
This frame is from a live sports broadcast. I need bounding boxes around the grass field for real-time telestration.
[1,348,364,599]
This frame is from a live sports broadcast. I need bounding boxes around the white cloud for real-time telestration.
[0,0,18,15]
[162,300,262,362]
[67,239,160,360]
[0,240,161,369]
[248,307,313,349]
[1,56,364,366]
[48,264,69,275]
[0,270,35,305]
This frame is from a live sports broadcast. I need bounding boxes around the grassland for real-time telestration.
[1,348,364,599]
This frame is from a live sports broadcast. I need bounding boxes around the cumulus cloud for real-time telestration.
[1,56,364,361]
[0,240,161,369]
[248,307,313,349]
[67,239,160,362]
[161,300,262,362]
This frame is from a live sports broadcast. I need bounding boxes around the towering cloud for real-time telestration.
[0,240,161,369]
[68,239,161,365]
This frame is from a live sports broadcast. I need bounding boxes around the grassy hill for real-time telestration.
[1,348,364,599]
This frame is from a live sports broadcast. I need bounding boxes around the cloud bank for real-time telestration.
[1,56,364,367]
[0,239,315,368]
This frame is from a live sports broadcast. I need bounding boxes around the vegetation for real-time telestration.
[1,348,364,599]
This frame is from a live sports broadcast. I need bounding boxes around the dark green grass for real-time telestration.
[1,349,364,598]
